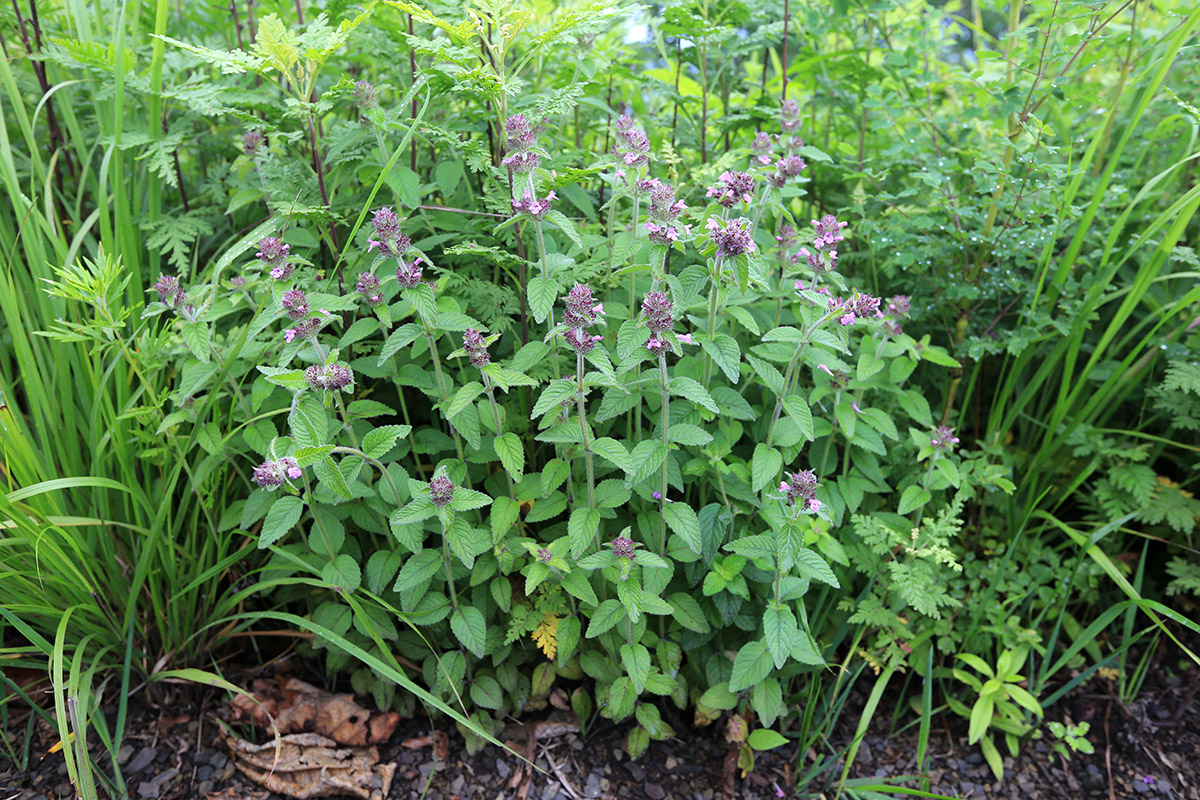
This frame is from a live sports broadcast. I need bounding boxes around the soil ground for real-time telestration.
[2,640,1196,800]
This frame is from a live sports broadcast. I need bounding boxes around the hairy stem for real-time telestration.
[701,255,725,387]
[483,373,526,536]
[576,351,599,551]
[766,310,839,446]
[421,320,464,463]
[658,350,670,556]
[533,220,562,380]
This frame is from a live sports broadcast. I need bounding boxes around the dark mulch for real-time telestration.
[2,640,1197,800]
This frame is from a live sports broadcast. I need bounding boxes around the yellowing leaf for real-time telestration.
[531,614,560,661]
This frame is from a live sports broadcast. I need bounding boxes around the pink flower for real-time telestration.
[592,303,605,316]
[707,217,756,258]
[287,465,303,479]
[677,333,694,344]
[512,189,556,220]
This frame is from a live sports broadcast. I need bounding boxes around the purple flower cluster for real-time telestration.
[882,295,910,336]
[368,207,411,257]
[353,79,378,111]
[767,154,807,188]
[563,284,604,329]
[462,328,490,368]
[642,291,672,351]
[252,457,302,490]
[536,547,554,563]
[644,179,689,244]
[284,317,323,343]
[281,289,309,320]
[707,170,756,208]
[304,363,354,391]
[642,292,674,333]
[243,130,264,158]
[828,291,882,326]
[506,114,535,151]
[611,536,636,560]
[780,469,821,513]
[395,256,424,288]
[256,237,293,281]
[614,115,650,169]
[561,283,604,355]
[706,217,756,258]
[355,272,383,305]
[502,114,541,175]
[561,328,601,354]
[429,474,455,507]
[931,426,960,453]
[751,132,774,166]
[794,280,832,296]
[512,189,556,220]
[640,291,694,351]
[781,99,802,135]
[813,214,848,249]
[154,274,186,307]
[776,224,798,251]
[792,215,849,291]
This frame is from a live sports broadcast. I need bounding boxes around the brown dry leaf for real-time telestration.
[205,789,269,800]
[399,733,434,750]
[155,714,192,734]
[219,724,395,800]
[228,676,399,745]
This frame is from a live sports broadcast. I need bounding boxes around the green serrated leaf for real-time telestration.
[568,507,600,559]
[752,444,783,493]
[527,277,557,324]
[701,334,741,383]
[661,502,702,553]
[450,606,487,658]
[762,605,798,669]
[259,495,303,548]
[729,640,774,693]
[362,425,411,459]
[494,432,525,480]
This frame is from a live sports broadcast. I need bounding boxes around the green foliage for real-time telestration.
[2,0,1199,796]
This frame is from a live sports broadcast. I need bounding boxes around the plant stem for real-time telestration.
[331,391,361,451]
[329,446,403,505]
[766,309,839,446]
[575,351,598,551]
[628,185,641,315]
[533,219,561,380]
[658,350,670,556]
[301,473,338,560]
[912,458,938,529]
[483,373,526,536]
[421,322,464,462]
[443,528,460,610]
[701,254,726,387]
